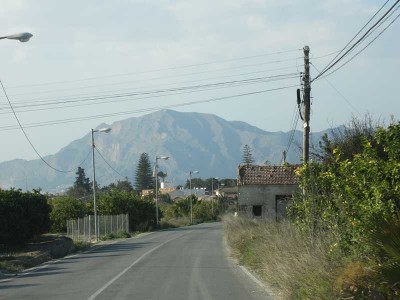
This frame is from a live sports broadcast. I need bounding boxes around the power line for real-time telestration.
[0,79,93,173]
[310,63,361,116]
[313,0,399,81]
[0,64,300,105]
[313,0,391,80]
[95,147,133,181]
[1,79,93,172]
[0,74,299,114]
[285,107,300,154]
[7,48,301,89]
[280,103,299,165]
[2,56,302,98]
[316,10,400,81]
[0,84,299,131]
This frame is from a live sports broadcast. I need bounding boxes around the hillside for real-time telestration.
[0,110,327,192]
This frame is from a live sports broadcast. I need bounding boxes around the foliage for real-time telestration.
[159,193,172,204]
[0,189,50,246]
[134,153,154,192]
[367,217,400,295]
[101,179,134,194]
[290,122,400,256]
[316,114,378,163]
[161,196,218,224]
[48,196,87,232]
[193,201,217,222]
[288,119,400,298]
[157,171,167,182]
[242,144,254,165]
[67,167,92,198]
[98,190,134,215]
[98,190,157,232]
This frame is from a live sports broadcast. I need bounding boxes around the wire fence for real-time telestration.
[66,214,129,242]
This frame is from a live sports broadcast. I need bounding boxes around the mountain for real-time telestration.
[0,110,328,192]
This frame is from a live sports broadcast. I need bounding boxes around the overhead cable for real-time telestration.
[1,79,92,173]
[313,0,399,81]
[7,49,301,89]
[0,74,299,114]
[0,84,299,131]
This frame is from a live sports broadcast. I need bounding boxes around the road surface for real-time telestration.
[0,222,273,300]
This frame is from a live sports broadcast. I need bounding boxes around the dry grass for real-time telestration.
[223,216,344,299]
[159,217,191,229]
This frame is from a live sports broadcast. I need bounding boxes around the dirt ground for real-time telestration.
[0,235,76,278]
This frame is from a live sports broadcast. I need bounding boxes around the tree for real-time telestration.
[135,153,154,192]
[157,171,167,182]
[48,196,86,232]
[101,179,134,194]
[242,144,254,165]
[317,114,379,163]
[67,167,91,198]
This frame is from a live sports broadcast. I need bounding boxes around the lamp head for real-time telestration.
[6,32,33,42]
[157,156,169,160]
[93,127,111,133]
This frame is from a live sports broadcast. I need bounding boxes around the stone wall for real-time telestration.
[238,184,297,219]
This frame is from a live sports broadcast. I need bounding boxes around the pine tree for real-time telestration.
[74,167,91,190]
[135,153,154,192]
[67,167,91,197]
[242,144,255,165]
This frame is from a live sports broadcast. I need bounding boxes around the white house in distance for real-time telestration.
[237,164,299,220]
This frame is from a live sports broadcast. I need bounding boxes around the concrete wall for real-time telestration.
[238,184,297,219]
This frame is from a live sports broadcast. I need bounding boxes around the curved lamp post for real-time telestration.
[189,170,199,224]
[154,156,169,225]
[92,127,111,241]
[0,32,33,42]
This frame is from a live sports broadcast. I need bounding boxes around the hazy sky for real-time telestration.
[0,0,399,163]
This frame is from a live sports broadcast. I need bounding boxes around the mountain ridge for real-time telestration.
[0,110,327,192]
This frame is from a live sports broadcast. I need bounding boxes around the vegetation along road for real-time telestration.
[0,223,272,300]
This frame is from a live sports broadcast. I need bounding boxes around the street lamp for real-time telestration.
[91,127,111,241]
[0,32,33,42]
[189,170,199,224]
[211,177,219,215]
[154,156,169,226]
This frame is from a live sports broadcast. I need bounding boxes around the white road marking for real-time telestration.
[87,231,192,300]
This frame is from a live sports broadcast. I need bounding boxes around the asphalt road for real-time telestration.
[0,222,273,300]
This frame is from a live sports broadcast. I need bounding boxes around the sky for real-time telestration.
[0,0,399,163]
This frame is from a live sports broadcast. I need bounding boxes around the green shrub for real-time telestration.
[193,201,218,222]
[98,190,157,232]
[0,189,50,246]
[48,196,86,233]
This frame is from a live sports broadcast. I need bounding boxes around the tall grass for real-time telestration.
[223,216,344,299]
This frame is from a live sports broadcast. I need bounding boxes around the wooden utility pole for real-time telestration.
[302,46,311,164]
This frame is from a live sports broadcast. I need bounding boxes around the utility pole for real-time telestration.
[302,46,311,164]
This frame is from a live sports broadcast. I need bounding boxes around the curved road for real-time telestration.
[0,223,273,300]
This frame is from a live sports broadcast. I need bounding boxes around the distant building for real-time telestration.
[159,187,175,195]
[168,188,206,201]
[141,189,154,198]
[237,164,299,220]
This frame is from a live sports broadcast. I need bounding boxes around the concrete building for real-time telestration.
[237,164,299,220]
